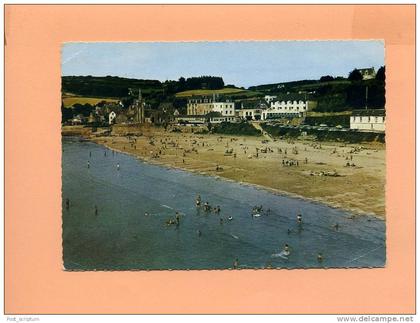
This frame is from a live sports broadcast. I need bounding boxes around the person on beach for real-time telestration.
[65,198,70,210]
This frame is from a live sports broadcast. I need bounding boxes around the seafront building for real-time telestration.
[350,109,385,132]
[262,94,309,120]
[187,95,235,117]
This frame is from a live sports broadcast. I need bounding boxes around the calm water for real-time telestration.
[62,137,386,270]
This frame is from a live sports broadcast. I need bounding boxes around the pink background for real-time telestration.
[5,5,415,314]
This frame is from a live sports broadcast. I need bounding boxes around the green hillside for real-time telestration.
[175,87,261,98]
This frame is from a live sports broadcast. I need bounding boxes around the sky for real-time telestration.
[61,41,384,88]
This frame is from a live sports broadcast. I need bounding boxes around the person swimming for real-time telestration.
[228,216,233,221]
[317,253,324,262]
[166,219,176,226]
[204,202,210,211]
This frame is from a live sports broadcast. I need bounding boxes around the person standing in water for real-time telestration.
[65,198,70,210]
[116,163,120,171]
[297,214,303,224]
[94,205,98,216]
[233,258,239,269]
[283,244,290,256]
[87,161,90,169]
[175,212,180,225]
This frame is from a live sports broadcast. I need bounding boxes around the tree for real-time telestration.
[376,66,385,82]
[121,96,134,108]
[61,102,73,123]
[320,75,334,82]
[348,69,363,82]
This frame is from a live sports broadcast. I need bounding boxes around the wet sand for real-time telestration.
[64,125,385,218]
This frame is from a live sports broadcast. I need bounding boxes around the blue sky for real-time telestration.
[61,41,384,88]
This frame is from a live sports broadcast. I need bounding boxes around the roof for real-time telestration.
[352,109,385,116]
[241,99,268,109]
[274,93,307,102]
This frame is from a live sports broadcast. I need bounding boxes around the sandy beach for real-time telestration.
[63,125,385,218]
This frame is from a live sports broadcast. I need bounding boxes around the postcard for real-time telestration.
[61,41,386,271]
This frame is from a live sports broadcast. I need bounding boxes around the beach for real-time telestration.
[63,124,386,218]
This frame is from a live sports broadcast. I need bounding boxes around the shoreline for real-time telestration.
[90,136,383,220]
[62,124,385,219]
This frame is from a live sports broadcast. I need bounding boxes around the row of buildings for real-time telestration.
[182,93,312,124]
[67,87,385,133]
[181,93,385,132]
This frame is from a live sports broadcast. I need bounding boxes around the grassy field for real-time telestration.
[62,96,119,107]
[175,87,261,98]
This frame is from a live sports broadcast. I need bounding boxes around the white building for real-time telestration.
[261,98,308,120]
[350,109,385,132]
[212,101,235,116]
[187,96,235,117]
[108,111,117,125]
[206,112,239,124]
[357,67,376,80]
[238,108,263,121]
